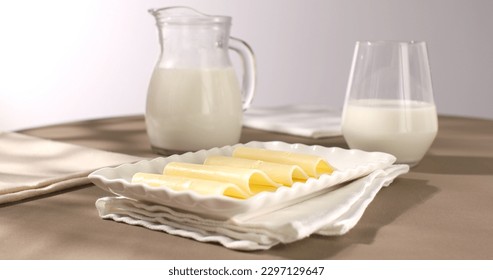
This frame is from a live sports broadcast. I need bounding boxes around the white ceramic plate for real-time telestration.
[89,141,396,220]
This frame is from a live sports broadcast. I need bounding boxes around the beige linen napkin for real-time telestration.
[96,165,408,251]
[0,132,144,204]
[243,105,342,138]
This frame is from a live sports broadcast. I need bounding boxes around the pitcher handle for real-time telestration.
[229,37,256,111]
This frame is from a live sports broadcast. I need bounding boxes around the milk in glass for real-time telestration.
[342,99,438,165]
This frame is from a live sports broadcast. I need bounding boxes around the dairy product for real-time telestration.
[204,156,309,186]
[232,147,334,177]
[341,99,438,165]
[163,162,279,194]
[146,67,242,152]
[132,172,250,199]
[131,148,337,198]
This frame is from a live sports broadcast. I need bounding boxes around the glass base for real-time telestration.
[151,145,191,156]
[395,160,421,168]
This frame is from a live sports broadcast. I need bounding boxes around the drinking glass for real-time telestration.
[341,41,438,166]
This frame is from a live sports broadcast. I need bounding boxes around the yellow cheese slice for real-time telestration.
[131,172,250,199]
[232,147,334,178]
[163,162,279,194]
[204,156,308,186]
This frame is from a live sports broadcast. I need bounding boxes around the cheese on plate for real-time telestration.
[131,172,250,199]
[232,146,334,177]
[204,156,308,186]
[163,162,279,194]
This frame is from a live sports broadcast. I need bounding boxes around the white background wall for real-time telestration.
[1,0,492,131]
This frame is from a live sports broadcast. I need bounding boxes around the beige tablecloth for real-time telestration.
[1,115,492,259]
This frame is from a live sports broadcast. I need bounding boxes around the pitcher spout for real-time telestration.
[148,6,230,25]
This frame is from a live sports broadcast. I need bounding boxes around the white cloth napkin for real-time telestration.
[243,105,342,138]
[96,164,409,251]
[0,132,144,205]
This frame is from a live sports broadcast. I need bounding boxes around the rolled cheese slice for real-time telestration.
[131,173,250,199]
[163,162,280,194]
[232,147,334,178]
[204,156,309,186]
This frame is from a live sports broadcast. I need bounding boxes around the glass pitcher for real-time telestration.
[145,7,256,155]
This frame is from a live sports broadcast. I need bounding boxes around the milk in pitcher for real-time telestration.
[146,67,242,153]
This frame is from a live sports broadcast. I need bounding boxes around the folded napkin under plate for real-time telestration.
[243,105,342,139]
[96,164,408,251]
[0,132,143,205]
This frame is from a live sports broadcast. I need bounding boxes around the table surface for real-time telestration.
[1,115,492,260]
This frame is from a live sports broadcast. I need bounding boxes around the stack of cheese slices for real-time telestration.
[132,147,334,199]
